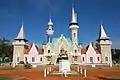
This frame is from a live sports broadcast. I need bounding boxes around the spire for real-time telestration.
[48,18,53,26]
[71,7,77,23]
[69,6,79,29]
[15,24,26,40]
[98,24,109,40]
[48,0,53,26]
[46,18,54,43]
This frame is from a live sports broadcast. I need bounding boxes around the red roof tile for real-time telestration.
[38,49,44,54]
[81,48,86,54]
[24,48,30,54]
[95,49,101,54]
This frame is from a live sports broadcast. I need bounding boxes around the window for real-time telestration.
[47,57,51,61]
[32,57,35,62]
[40,57,42,61]
[82,57,84,61]
[17,57,19,62]
[97,57,99,61]
[48,50,50,53]
[105,57,108,61]
[18,40,21,42]
[74,56,77,61]
[90,57,93,63]
[74,50,77,53]
[25,57,27,62]
[73,33,76,37]
[60,50,63,53]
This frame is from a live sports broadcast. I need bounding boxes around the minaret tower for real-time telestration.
[69,7,79,45]
[12,24,28,67]
[97,24,112,65]
[46,18,54,43]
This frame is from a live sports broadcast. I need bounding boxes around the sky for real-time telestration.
[0,0,120,48]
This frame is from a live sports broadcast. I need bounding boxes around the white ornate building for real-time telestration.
[12,7,112,67]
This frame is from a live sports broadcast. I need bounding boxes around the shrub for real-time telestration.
[18,61,24,64]
[4,59,10,62]
[24,62,32,69]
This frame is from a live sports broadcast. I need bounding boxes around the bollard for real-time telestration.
[80,67,82,74]
[84,68,86,78]
[77,66,79,72]
[47,68,49,74]
[64,70,67,77]
[49,67,52,72]
[44,68,47,77]
[110,63,112,67]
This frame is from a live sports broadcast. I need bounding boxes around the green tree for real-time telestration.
[0,37,13,62]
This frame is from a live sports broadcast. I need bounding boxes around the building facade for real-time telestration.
[12,7,112,67]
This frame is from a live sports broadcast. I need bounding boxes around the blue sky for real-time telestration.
[0,0,120,48]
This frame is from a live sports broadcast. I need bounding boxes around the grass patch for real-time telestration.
[97,76,120,80]
[0,76,28,80]
[107,76,120,79]
[48,71,83,77]
[0,65,46,71]
[0,67,15,70]
[86,66,120,71]
[48,73,83,77]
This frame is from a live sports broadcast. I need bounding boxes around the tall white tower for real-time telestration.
[97,24,112,65]
[12,24,27,67]
[69,7,79,45]
[46,18,54,43]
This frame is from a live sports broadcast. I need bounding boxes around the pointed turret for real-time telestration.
[12,23,28,67]
[69,7,79,28]
[46,18,54,43]
[48,18,53,26]
[69,6,79,45]
[71,7,77,23]
[96,24,112,65]
[15,24,27,42]
[98,24,109,40]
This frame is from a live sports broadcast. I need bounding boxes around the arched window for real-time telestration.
[74,56,77,61]
[60,50,63,53]
[48,50,50,53]
[90,57,93,63]
[17,57,19,62]
[32,57,35,62]
[73,33,76,37]
[97,57,100,61]
[74,50,77,53]
[105,57,108,61]
[25,57,27,62]
[40,57,42,61]
[82,57,84,61]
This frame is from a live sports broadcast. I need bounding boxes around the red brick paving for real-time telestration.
[0,66,120,80]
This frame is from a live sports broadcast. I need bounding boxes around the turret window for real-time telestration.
[18,40,21,42]
[17,57,19,62]
[105,57,108,61]
[73,33,76,37]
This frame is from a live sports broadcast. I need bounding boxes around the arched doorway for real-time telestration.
[56,49,68,63]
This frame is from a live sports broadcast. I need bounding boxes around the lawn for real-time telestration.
[0,76,28,80]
